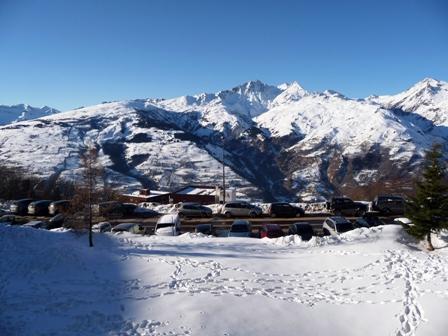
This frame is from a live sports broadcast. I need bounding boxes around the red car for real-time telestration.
[259,224,284,238]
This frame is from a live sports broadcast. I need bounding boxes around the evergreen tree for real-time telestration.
[405,144,448,251]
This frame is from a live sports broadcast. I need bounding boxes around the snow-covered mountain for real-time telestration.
[0,78,446,200]
[0,104,59,125]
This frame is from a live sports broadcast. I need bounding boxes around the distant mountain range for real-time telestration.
[0,104,59,126]
[0,78,447,201]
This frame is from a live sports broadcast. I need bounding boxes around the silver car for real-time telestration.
[221,202,262,218]
[176,202,212,217]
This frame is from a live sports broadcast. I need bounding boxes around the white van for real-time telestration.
[154,214,181,236]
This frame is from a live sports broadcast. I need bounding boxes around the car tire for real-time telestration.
[225,212,232,218]
[249,211,256,218]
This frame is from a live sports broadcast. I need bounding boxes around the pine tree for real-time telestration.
[405,144,448,251]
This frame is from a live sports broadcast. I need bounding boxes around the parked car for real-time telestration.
[176,202,213,218]
[258,223,284,238]
[10,199,34,215]
[154,214,181,236]
[93,201,126,217]
[48,200,71,215]
[122,203,138,216]
[47,214,65,229]
[112,223,145,234]
[288,222,314,240]
[92,222,112,233]
[0,215,29,225]
[23,220,49,229]
[393,217,413,227]
[134,207,159,218]
[326,197,367,216]
[221,202,262,218]
[322,216,354,236]
[228,219,252,238]
[195,223,215,236]
[0,209,9,216]
[267,202,304,217]
[354,212,384,228]
[28,200,53,216]
[372,195,405,216]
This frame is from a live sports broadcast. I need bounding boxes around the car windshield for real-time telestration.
[365,217,382,225]
[230,224,249,232]
[156,223,174,229]
[336,222,353,233]
[296,225,313,234]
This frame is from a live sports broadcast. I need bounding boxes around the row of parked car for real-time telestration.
[326,195,405,216]
[174,201,305,218]
[6,199,159,218]
[89,211,385,240]
[9,199,70,216]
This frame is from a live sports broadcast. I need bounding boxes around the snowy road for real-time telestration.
[1,225,447,335]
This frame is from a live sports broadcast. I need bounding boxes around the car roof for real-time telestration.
[114,223,138,228]
[232,219,250,225]
[328,216,350,224]
[52,200,70,204]
[292,222,311,227]
[157,214,179,224]
[31,200,52,204]
[263,223,282,229]
[197,223,213,228]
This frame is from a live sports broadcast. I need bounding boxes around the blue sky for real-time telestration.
[0,0,447,111]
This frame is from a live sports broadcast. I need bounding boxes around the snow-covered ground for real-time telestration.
[1,224,447,335]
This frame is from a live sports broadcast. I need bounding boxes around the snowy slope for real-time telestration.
[368,78,448,138]
[0,101,256,195]
[1,224,448,335]
[0,104,59,125]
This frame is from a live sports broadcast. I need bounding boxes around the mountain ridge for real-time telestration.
[0,78,447,201]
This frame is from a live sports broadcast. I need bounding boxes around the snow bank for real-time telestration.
[266,226,393,247]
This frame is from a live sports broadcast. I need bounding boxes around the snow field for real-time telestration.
[1,224,447,335]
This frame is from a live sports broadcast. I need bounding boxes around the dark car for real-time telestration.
[10,199,34,215]
[267,202,305,218]
[326,197,367,216]
[93,201,126,217]
[288,222,314,240]
[48,200,71,215]
[0,215,29,225]
[259,224,284,238]
[23,220,49,229]
[28,200,53,216]
[372,195,405,216]
[354,212,384,228]
[195,223,215,236]
[47,214,65,229]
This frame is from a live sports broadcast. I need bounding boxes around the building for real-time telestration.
[121,185,239,205]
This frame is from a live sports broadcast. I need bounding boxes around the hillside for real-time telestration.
[0,79,447,200]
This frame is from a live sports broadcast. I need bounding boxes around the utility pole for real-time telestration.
[222,140,226,204]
